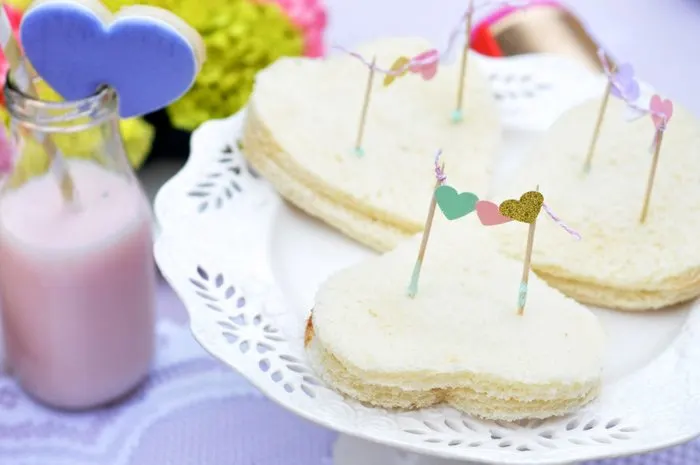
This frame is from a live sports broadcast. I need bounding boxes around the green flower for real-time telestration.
[103,0,304,131]
[166,0,303,130]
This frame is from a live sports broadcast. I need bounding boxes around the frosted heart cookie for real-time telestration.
[242,37,501,252]
[493,97,700,311]
[20,0,206,118]
[305,216,604,420]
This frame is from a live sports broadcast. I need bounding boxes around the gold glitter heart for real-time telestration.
[499,191,544,224]
[383,56,410,86]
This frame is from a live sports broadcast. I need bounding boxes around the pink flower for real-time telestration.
[270,0,327,57]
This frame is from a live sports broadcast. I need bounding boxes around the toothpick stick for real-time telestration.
[407,154,446,298]
[407,178,441,298]
[0,7,76,203]
[354,56,376,157]
[639,130,663,223]
[517,185,539,316]
[582,79,613,173]
[453,0,475,123]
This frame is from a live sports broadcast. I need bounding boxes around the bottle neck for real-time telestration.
[2,78,134,186]
[3,79,119,135]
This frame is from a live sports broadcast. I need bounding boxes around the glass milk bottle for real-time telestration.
[0,81,156,409]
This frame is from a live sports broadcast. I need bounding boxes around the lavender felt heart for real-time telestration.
[20,1,199,118]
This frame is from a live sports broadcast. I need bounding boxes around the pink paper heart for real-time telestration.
[409,49,439,80]
[476,200,512,226]
[649,95,673,130]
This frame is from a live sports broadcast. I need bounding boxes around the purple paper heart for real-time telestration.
[20,0,199,118]
[610,63,640,102]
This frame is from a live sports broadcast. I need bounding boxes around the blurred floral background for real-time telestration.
[0,0,326,174]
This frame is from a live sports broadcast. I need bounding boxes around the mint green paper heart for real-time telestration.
[435,185,478,220]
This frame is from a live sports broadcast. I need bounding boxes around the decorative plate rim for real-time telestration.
[153,53,700,464]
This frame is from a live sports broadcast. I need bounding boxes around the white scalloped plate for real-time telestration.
[153,53,700,465]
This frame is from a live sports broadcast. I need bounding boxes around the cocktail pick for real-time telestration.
[354,56,376,157]
[0,4,76,203]
[639,95,673,223]
[583,49,642,172]
[452,0,475,123]
[498,189,581,314]
[407,150,450,298]
[499,187,544,315]
[582,50,615,173]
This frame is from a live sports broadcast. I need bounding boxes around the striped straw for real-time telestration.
[0,4,75,203]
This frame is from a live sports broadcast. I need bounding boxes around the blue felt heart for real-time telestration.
[20,0,202,118]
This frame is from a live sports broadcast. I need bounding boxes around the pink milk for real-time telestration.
[0,159,156,409]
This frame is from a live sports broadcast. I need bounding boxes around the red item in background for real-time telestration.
[471,22,504,57]
[470,0,564,58]
[0,3,23,106]
[469,0,603,73]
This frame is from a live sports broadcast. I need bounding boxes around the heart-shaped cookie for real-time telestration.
[306,220,604,420]
[20,0,205,118]
[475,200,512,226]
[649,94,673,130]
[499,191,544,224]
[242,38,502,252]
[435,185,477,220]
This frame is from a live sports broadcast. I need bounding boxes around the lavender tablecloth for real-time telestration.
[3,1,700,464]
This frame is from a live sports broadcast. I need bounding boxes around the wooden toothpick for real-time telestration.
[517,185,539,316]
[583,80,613,173]
[354,56,376,157]
[453,0,475,123]
[407,158,445,298]
[639,131,663,223]
[639,96,673,222]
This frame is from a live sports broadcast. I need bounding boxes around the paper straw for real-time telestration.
[0,4,75,202]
